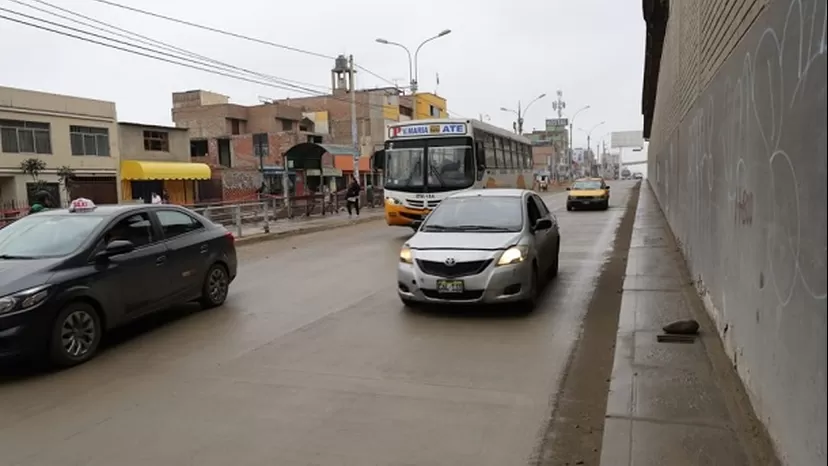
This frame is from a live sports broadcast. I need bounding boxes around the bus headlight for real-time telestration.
[496,246,528,266]
[385,197,402,205]
[400,245,413,264]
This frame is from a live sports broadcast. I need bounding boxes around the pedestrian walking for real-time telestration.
[345,175,361,217]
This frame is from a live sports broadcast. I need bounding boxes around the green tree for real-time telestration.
[20,157,47,191]
[57,165,76,202]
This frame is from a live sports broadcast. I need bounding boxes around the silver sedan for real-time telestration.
[397,189,561,311]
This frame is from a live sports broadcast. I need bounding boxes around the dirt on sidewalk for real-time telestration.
[532,182,640,466]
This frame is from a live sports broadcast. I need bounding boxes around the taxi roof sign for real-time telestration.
[69,197,97,212]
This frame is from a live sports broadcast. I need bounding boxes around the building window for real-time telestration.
[253,133,268,158]
[429,105,440,117]
[230,118,241,135]
[143,131,169,152]
[278,118,294,131]
[0,119,52,154]
[70,126,110,156]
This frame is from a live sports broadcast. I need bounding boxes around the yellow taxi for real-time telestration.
[566,177,610,211]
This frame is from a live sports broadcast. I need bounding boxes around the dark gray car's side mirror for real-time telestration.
[534,218,553,231]
[96,239,135,260]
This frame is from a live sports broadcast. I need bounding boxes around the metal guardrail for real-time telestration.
[191,189,384,238]
[0,189,386,237]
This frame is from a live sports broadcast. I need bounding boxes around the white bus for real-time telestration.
[382,118,534,228]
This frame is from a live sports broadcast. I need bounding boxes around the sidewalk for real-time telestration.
[599,184,778,465]
[233,207,386,246]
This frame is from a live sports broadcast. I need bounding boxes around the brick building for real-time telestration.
[171,89,326,201]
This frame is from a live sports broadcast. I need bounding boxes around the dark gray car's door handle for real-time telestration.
[156,255,166,265]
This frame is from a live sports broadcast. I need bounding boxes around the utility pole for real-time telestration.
[410,72,418,120]
[349,55,360,182]
[516,101,524,134]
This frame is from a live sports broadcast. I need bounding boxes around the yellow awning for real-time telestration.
[120,160,211,181]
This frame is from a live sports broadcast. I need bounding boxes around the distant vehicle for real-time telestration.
[566,178,611,211]
[0,199,237,367]
[397,189,560,311]
[620,168,632,180]
[382,119,534,230]
[633,172,644,180]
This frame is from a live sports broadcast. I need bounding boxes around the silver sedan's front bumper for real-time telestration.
[397,251,534,305]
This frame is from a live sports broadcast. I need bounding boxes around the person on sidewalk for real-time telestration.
[28,191,53,214]
[345,175,361,217]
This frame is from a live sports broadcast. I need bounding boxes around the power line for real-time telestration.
[11,0,331,92]
[3,3,473,120]
[84,0,399,87]
[0,8,400,115]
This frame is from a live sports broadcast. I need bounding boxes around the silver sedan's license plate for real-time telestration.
[436,279,464,294]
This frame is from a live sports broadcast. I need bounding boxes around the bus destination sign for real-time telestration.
[389,123,467,138]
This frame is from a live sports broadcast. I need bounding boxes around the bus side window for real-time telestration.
[485,134,498,168]
[475,140,486,178]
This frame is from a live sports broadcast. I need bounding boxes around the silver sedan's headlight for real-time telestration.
[496,245,529,266]
[0,285,51,316]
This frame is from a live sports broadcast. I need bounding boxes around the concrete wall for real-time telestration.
[118,124,190,162]
[645,0,827,464]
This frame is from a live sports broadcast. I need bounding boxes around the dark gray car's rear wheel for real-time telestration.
[199,264,229,309]
[49,302,102,367]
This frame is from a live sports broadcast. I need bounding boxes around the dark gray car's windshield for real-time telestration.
[0,214,104,258]
[422,196,523,232]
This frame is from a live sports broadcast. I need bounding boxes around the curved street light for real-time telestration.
[566,105,591,179]
[500,93,546,133]
[577,121,606,177]
[375,30,452,117]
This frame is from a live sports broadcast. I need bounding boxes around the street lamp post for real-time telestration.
[376,30,451,118]
[568,105,590,179]
[500,93,546,134]
[579,121,606,177]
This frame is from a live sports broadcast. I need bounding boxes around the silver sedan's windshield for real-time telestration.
[422,196,523,232]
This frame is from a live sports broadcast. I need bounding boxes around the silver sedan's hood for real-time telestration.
[408,231,521,251]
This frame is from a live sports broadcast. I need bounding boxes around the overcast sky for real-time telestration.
[0,0,647,166]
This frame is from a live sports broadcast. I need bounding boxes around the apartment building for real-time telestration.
[0,86,120,211]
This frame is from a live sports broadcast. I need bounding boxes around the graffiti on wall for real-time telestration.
[648,1,826,464]
[222,170,262,191]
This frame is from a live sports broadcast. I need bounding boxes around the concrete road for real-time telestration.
[0,182,638,466]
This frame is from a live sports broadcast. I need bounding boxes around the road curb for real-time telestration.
[235,214,384,247]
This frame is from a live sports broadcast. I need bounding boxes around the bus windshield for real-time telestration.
[385,137,475,192]
[386,147,425,189]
